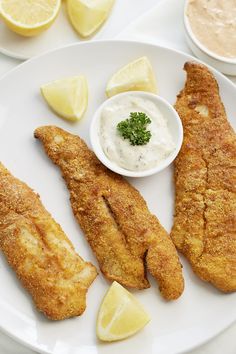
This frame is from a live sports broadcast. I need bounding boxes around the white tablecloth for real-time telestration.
[0,0,235,353]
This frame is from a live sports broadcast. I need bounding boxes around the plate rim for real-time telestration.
[0,38,235,89]
[0,45,29,60]
[0,39,235,354]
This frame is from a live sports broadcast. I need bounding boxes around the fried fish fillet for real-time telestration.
[0,162,97,320]
[34,126,184,300]
[171,62,236,292]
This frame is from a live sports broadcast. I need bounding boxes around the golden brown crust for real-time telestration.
[34,126,184,300]
[0,163,97,320]
[171,61,236,292]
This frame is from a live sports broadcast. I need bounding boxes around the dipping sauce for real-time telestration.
[99,95,175,171]
[187,0,236,58]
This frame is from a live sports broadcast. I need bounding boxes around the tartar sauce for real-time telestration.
[99,95,175,171]
[187,0,236,58]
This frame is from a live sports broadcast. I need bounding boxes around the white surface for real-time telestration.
[0,0,235,353]
[0,0,158,60]
[90,91,183,177]
[0,40,236,354]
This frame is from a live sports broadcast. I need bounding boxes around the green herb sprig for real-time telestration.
[117,112,152,146]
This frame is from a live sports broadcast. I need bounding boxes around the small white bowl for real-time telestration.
[183,0,236,76]
[90,91,183,178]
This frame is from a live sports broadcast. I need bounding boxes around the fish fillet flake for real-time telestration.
[171,62,236,292]
[0,162,97,320]
[34,126,184,300]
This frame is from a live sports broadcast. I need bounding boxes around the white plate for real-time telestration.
[0,0,158,60]
[0,40,235,354]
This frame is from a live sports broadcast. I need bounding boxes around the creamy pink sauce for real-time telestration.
[187,0,236,58]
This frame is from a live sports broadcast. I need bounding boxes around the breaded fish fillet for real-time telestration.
[171,62,236,292]
[0,162,97,320]
[34,126,184,300]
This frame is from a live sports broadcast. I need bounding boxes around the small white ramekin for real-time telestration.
[90,91,183,178]
[183,0,236,76]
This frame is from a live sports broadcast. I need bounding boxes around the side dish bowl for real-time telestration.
[183,0,236,76]
[90,91,183,178]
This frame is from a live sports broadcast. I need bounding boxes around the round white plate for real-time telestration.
[0,40,235,354]
[0,0,158,60]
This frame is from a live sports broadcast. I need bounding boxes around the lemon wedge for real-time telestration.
[106,56,158,98]
[67,0,115,38]
[41,76,88,121]
[0,0,61,37]
[97,281,150,342]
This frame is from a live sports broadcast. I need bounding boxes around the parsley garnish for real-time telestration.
[117,112,152,146]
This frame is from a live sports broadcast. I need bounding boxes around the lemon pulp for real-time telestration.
[67,0,115,38]
[97,281,150,342]
[0,0,61,37]
[106,56,158,98]
[41,76,88,121]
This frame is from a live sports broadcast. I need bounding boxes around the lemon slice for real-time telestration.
[0,0,61,37]
[106,56,158,98]
[41,76,88,121]
[67,0,115,38]
[97,281,150,342]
